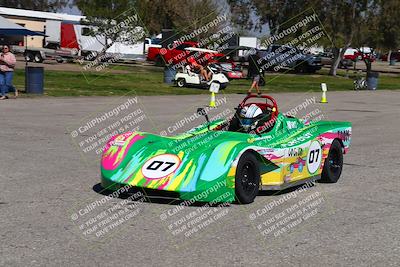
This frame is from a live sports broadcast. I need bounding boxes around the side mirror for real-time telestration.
[197,107,206,116]
[197,108,210,130]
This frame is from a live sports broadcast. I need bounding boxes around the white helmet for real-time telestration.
[240,104,263,131]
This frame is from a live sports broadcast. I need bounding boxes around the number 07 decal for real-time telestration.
[141,154,181,180]
[307,141,322,174]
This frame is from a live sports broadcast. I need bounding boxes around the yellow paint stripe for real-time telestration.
[167,160,193,191]
[182,165,196,187]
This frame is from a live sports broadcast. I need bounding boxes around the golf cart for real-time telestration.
[174,63,229,89]
[173,47,229,89]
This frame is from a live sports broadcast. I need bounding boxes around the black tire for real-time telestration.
[34,52,43,63]
[320,139,343,183]
[235,152,260,204]
[295,61,307,73]
[308,68,317,74]
[176,78,186,88]
[25,52,34,62]
[220,82,227,90]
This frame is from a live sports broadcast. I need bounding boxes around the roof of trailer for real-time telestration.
[0,6,84,22]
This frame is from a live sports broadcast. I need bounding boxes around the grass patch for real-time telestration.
[12,65,400,96]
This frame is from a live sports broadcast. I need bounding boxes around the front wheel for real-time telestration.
[176,78,186,88]
[235,152,260,204]
[320,139,343,183]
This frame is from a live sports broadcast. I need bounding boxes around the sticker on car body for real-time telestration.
[306,141,322,174]
[141,154,181,180]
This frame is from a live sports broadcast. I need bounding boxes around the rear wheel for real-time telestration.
[295,61,308,73]
[25,52,34,62]
[34,52,43,63]
[235,152,260,204]
[320,139,343,183]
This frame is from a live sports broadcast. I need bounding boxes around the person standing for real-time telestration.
[247,50,262,95]
[0,45,17,100]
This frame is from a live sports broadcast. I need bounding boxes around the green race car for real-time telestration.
[101,94,351,204]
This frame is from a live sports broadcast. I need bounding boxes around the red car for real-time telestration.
[147,41,223,66]
[218,62,244,79]
[344,50,375,62]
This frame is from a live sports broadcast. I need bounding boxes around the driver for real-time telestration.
[239,104,263,132]
[187,55,209,81]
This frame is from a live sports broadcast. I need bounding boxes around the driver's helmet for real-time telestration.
[240,104,263,131]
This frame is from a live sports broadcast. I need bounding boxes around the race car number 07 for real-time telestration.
[307,141,322,174]
[141,154,181,180]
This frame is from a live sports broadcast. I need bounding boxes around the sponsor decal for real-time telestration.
[288,147,304,157]
[306,141,322,174]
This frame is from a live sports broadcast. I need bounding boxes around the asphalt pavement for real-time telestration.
[1,90,399,266]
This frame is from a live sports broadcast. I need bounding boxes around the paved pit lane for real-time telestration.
[1,90,399,266]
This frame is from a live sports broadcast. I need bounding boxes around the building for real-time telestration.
[0,6,83,48]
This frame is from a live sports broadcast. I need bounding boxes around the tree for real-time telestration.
[228,0,378,76]
[74,0,145,56]
[376,0,400,63]
[316,0,374,76]
[0,0,69,11]
[135,0,224,40]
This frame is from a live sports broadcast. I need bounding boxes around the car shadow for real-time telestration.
[93,181,315,206]
[92,183,227,207]
[258,182,315,196]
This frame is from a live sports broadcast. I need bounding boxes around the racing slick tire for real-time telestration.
[320,139,343,183]
[176,78,186,88]
[235,152,260,204]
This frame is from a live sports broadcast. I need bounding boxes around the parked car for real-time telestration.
[318,52,353,68]
[258,45,322,73]
[217,62,244,79]
[343,48,375,62]
[147,41,224,66]
[380,51,400,61]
